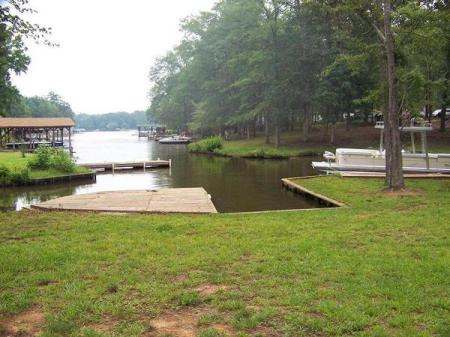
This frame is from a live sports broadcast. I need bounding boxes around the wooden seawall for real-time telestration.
[281,177,346,208]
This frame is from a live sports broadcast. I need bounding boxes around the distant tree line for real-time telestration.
[74,111,148,131]
[148,0,449,146]
[7,92,74,118]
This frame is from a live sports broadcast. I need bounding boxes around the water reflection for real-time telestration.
[1,131,320,212]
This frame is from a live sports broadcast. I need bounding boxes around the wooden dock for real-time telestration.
[80,159,171,171]
[31,188,217,214]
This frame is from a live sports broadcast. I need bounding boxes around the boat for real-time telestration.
[312,121,450,174]
[158,135,191,145]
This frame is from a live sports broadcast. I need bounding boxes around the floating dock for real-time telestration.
[31,188,217,214]
[80,160,171,171]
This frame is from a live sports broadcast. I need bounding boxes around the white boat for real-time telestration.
[312,121,450,174]
[158,135,191,144]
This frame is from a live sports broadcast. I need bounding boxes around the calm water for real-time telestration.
[1,131,320,212]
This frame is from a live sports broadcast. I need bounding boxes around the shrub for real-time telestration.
[28,145,76,173]
[0,165,30,186]
[28,145,52,170]
[204,136,223,152]
[9,167,30,185]
[0,165,11,185]
[189,136,223,153]
[51,148,76,173]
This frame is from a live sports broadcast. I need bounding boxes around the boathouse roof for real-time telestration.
[0,117,75,128]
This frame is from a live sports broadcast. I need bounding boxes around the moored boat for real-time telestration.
[158,135,191,144]
[312,121,450,174]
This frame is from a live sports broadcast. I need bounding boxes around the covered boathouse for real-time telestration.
[0,117,75,151]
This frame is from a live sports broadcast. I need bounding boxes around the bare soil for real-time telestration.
[147,306,233,337]
[0,308,44,337]
[194,284,230,295]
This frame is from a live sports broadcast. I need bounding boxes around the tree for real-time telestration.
[382,0,404,190]
[148,0,446,185]
[0,0,52,116]
[0,22,29,115]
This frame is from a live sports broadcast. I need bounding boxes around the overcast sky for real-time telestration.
[12,0,216,115]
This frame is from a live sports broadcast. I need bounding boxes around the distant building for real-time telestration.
[0,117,75,150]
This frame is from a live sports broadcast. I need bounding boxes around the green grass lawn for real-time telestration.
[217,138,327,158]
[0,177,449,337]
[190,124,450,159]
[0,152,89,180]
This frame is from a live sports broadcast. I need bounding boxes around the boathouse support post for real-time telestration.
[380,129,384,152]
[421,131,430,170]
[68,127,72,154]
[411,132,415,153]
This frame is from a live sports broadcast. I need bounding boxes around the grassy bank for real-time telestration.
[189,123,450,159]
[189,136,327,158]
[0,177,449,336]
[0,152,90,185]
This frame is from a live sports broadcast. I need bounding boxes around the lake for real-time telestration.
[0,131,321,212]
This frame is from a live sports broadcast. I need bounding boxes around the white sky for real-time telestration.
[12,0,216,114]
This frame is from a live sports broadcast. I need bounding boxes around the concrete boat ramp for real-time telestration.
[32,188,217,214]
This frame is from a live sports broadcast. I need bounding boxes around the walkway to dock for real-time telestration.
[32,188,217,214]
[79,159,170,171]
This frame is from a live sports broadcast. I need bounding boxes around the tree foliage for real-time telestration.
[0,0,53,116]
[8,92,74,118]
[148,0,449,141]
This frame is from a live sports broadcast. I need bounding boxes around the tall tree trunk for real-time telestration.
[440,106,447,131]
[330,122,336,145]
[274,124,280,148]
[264,113,270,144]
[383,0,404,190]
[302,102,311,142]
[346,111,351,131]
[322,122,329,141]
[425,89,432,122]
[441,45,449,132]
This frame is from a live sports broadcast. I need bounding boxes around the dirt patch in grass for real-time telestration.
[91,315,119,332]
[252,325,281,337]
[0,308,44,337]
[147,306,234,337]
[174,273,189,283]
[194,284,230,296]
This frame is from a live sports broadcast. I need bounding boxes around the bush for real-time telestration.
[0,165,11,185]
[10,167,30,185]
[0,165,30,186]
[28,145,53,170]
[28,145,76,173]
[189,136,223,153]
[51,148,76,173]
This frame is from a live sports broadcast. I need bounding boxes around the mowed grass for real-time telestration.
[0,177,449,336]
[218,138,326,158]
[194,123,450,158]
[0,152,89,179]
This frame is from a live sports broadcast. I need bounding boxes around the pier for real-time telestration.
[80,159,171,171]
[32,188,218,214]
